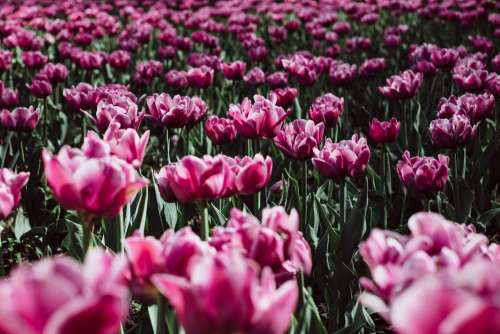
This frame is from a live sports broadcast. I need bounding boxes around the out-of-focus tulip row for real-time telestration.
[0,0,499,333]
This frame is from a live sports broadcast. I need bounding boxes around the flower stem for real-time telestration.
[82,222,94,258]
[339,179,347,224]
[156,295,167,334]
[201,203,209,241]
[302,160,308,229]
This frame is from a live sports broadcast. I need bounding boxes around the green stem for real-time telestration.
[339,179,347,224]
[201,204,209,241]
[82,222,94,258]
[156,295,167,334]
[302,160,308,229]
[382,149,388,229]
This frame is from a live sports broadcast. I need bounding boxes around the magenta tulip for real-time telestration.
[92,95,143,132]
[243,67,265,86]
[274,119,324,160]
[379,70,423,100]
[0,168,29,220]
[0,249,129,334]
[269,87,298,108]
[146,93,207,128]
[101,122,150,169]
[308,93,344,127]
[369,118,400,144]
[430,115,477,148]
[108,50,131,70]
[204,116,237,145]
[397,151,449,194]
[63,82,94,111]
[21,50,48,69]
[38,63,68,84]
[152,252,298,334]
[28,78,52,98]
[220,60,246,80]
[186,66,214,88]
[228,95,289,139]
[0,106,40,132]
[42,135,149,218]
[224,154,273,195]
[312,134,371,179]
[165,70,189,90]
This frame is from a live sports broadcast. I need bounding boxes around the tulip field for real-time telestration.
[1,0,500,333]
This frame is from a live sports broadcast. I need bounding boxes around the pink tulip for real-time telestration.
[186,66,214,88]
[379,70,423,100]
[28,78,52,98]
[312,134,371,179]
[21,50,48,69]
[0,50,12,71]
[92,95,144,132]
[38,63,68,84]
[228,95,289,139]
[132,60,163,86]
[369,118,400,144]
[152,252,298,334]
[397,151,449,195]
[0,84,18,108]
[269,87,298,108]
[63,82,94,111]
[308,93,344,127]
[108,50,131,70]
[156,155,235,203]
[224,154,273,196]
[243,67,265,86]
[0,106,40,132]
[204,116,237,145]
[359,58,386,76]
[274,119,324,160]
[328,61,357,86]
[42,135,149,218]
[125,227,210,301]
[430,48,459,69]
[102,122,150,169]
[146,93,207,128]
[0,168,29,220]
[0,249,129,334]
[267,71,288,87]
[220,60,246,80]
[165,70,189,90]
[430,115,477,148]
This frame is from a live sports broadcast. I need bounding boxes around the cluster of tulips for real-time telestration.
[0,0,499,333]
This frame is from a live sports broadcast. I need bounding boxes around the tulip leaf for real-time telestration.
[14,208,30,241]
[454,180,474,223]
[477,208,500,228]
[62,219,83,260]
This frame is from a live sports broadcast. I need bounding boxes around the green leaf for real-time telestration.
[477,208,500,228]
[14,208,30,241]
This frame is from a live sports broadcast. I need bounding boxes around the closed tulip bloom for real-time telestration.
[274,119,324,160]
[93,96,144,132]
[63,82,94,111]
[0,106,40,132]
[28,78,52,98]
[359,58,386,76]
[21,50,48,69]
[146,93,207,128]
[452,59,488,92]
[38,63,69,83]
[369,118,400,144]
[0,50,12,71]
[156,155,235,203]
[186,66,214,88]
[308,93,344,127]
[152,252,298,334]
[165,70,189,90]
[379,70,423,100]
[0,249,129,334]
[42,136,149,218]
[430,48,459,69]
[486,73,500,96]
[312,134,371,179]
[220,60,246,80]
[430,115,477,148]
[491,54,500,73]
[397,151,449,194]
[267,71,288,87]
[108,50,131,70]
[0,168,29,220]
[269,87,298,108]
[0,85,19,109]
[102,122,150,169]
[204,116,237,145]
[243,67,265,86]
[224,154,273,195]
[328,61,357,86]
[228,95,289,139]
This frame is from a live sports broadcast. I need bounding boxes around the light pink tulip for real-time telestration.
[274,119,324,160]
[0,168,29,220]
[92,95,143,132]
[146,93,207,128]
[153,252,298,334]
[102,122,149,169]
[224,154,273,195]
[0,249,129,334]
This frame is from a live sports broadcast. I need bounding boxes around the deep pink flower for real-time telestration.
[132,60,163,86]
[156,155,235,203]
[38,63,69,84]
[73,50,107,70]
[359,58,386,76]
[328,61,357,86]
[186,66,214,89]
[430,48,459,69]
[269,87,298,108]
[486,73,500,96]
[92,96,143,132]
[204,116,237,145]
[369,118,400,144]
[469,35,493,53]
[0,168,29,220]
[146,93,207,128]
[0,106,40,132]
[430,115,477,148]
[437,93,496,122]
[267,71,288,87]
[220,60,246,80]
[21,51,48,69]
[42,136,148,218]
[165,70,189,90]
[223,154,273,196]
[0,249,129,334]
[397,151,449,194]
[243,67,265,86]
[268,26,288,43]
[108,50,131,70]
[379,70,423,100]
[274,119,324,160]
[0,50,12,71]
[228,95,289,139]
[492,54,500,73]
[281,54,318,85]
[312,134,371,179]
[28,77,53,98]
[152,252,298,334]
[101,122,150,169]
[0,83,18,109]
[308,93,344,127]
[412,60,437,76]
[452,58,489,92]
[63,82,94,111]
